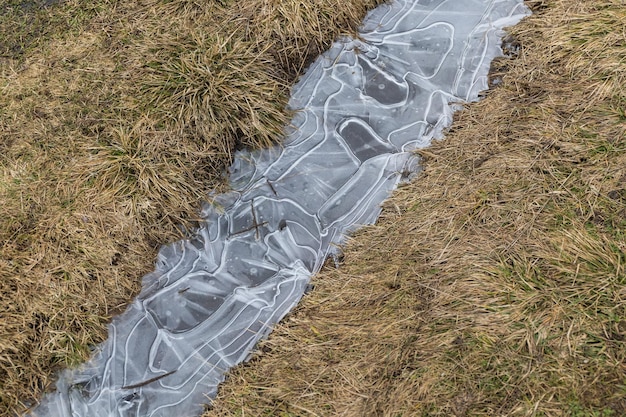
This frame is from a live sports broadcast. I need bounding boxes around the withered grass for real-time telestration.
[0,0,381,414]
[207,0,626,416]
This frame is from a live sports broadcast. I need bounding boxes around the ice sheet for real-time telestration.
[28,1,530,416]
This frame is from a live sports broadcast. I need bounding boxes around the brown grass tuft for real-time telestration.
[138,30,289,152]
[229,0,385,78]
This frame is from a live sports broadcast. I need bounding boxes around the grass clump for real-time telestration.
[229,0,386,77]
[207,0,626,415]
[140,31,288,152]
[0,0,381,414]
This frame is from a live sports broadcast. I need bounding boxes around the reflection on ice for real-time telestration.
[29,1,529,416]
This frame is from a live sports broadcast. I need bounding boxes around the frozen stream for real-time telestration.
[29,1,529,416]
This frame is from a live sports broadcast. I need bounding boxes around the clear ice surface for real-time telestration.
[28,1,530,416]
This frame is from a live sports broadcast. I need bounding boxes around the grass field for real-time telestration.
[0,0,381,414]
[1,0,625,416]
[206,0,626,416]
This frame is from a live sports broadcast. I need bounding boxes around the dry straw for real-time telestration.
[0,0,380,414]
[207,0,626,415]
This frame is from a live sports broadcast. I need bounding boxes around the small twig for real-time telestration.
[266,179,278,196]
[121,369,177,390]
[231,221,269,237]
[250,201,260,240]
[229,200,268,239]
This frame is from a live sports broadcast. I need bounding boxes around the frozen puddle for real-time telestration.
[29,1,529,416]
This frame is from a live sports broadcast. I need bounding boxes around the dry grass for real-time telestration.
[207,0,626,416]
[0,0,380,414]
[226,0,386,77]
